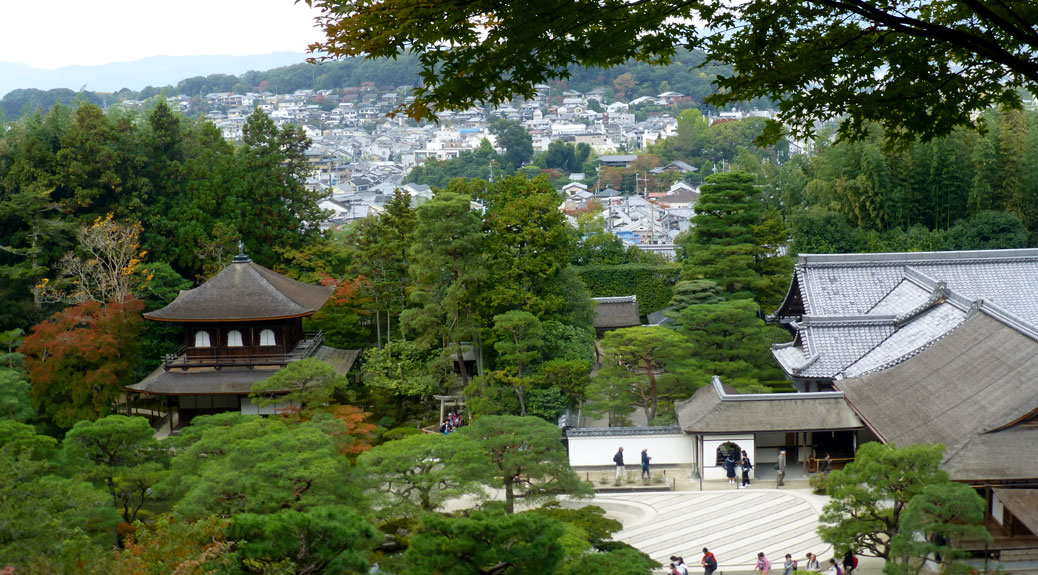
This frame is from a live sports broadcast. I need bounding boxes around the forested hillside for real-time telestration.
[0,49,757,121]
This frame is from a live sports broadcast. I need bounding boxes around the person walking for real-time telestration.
[725,450,737,485]
[825,558,843,575]
[842,550,857,574]
[702,548,718,575]
[613,447,626,481]
[740,450,753,488]
[822,453,832,475]
[669,555,688,575]
[804,552,821,571]
[755,552,771,575]
[776,450,786,487]
[641,448,652,479]
[782,554,796,575]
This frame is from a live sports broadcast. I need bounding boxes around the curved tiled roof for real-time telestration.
[774,248,1038,380]
[145,259,335,322]
[789,248,1038,323]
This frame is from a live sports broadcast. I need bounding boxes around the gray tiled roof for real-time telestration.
[566,426,683,437]
[775,249,1038,380]
[842,303,966,377]
[867,280,931,315]
[796,319,896,378]
[792,249,1038,323]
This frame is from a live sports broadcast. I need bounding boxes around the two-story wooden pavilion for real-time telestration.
[127,253,359,427]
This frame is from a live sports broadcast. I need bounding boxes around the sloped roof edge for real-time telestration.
[145,260,335,322]
[796,248,1038,267]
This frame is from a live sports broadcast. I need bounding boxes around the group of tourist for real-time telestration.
[667,549,718,575]
[438,410,464,434]
[667,550,857,575]
[722,449,755,487]
[753,551,858,575]
[612,446,653,481]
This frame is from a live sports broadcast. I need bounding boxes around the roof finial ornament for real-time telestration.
[233,240,251,263]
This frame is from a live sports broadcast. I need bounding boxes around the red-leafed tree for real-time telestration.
[19,299,144,429]
[330,404,377,456]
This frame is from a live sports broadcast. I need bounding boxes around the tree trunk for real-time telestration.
[504,478,515,514]
[645,358,658,422]
[515,384,527,417]
[375,306,382,348]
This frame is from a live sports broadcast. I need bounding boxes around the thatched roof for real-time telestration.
[674,377,863,433]
[839,313,1038,476]
[942,428,1038,482]
[592,296,641,330]
[992,488,1038,534]
[145,257,335,322]
[127,347,360,396]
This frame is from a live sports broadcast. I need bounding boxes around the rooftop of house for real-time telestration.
[144,255,335,323]
[837,311,1038,481]
[773,248,1038,380]
[592,296,641,330]
[674,377,862,434]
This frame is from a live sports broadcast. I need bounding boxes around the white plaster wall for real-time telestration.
[703,435,756,480]
[568,434,693,467]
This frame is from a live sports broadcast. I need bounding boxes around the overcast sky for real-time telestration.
[1,0,325,69]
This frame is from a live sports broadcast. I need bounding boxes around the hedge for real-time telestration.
[576,263,682,317]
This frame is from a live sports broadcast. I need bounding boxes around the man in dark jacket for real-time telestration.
[613,447,626,481]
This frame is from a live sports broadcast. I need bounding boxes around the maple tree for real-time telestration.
[19,299,143,429]
[329,404,377,456]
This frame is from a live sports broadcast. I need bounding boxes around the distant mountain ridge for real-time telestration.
[0,53,310,98]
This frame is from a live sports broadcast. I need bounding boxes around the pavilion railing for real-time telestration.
[162,331,324,370]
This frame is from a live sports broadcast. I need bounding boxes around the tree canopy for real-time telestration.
[817,442,986,567]
[303,0,1038,143]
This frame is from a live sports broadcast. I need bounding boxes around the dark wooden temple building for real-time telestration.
[127,253,359,426]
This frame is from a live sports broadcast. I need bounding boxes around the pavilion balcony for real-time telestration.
[163,330,324,370]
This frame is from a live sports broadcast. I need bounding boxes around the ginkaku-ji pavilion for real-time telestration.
[127,252,359,428]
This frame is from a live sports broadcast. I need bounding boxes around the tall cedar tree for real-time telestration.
[479,175,583,325]
[684,171,764,299]
[230,108,325,267]
[400,189,486,387]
